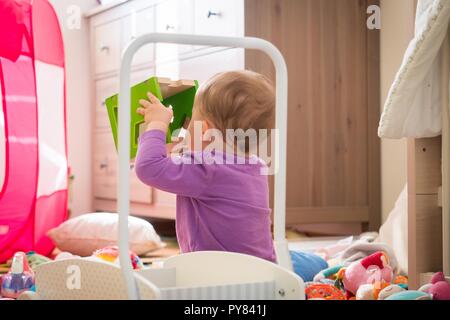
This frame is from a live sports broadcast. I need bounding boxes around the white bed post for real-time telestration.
[118,33,291,300]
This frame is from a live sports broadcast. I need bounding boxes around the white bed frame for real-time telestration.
[408,28,450,289]
[19,33,305,300]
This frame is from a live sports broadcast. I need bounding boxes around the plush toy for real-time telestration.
[385,290,432,300]
[377,284,406,300]
[355,281,390,300]
[92,246,143,270]
[393,275,408,286]
[1,252,35,299]
[343,251,394,295]
[418,272,450,300]
[313,265,344,282]
[305,283,346,300]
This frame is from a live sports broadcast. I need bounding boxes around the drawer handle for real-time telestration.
[166,24,175,31]
[100,45,110,53]
[207,10,221,18]
[100,162,108,169]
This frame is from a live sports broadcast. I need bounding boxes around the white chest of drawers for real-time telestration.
[87,0,244,219]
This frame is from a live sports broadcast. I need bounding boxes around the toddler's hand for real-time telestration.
[137,92,173,132]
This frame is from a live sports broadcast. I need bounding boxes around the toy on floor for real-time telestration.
[105,77,198,159]
[290,251,328,282]
[26,251,52,269]
[343,251,393,295]
[418,272,450,300]
[92,246,143,270]
[393,274,408,289]
[385,290,432,300]
[1,252,35,299]
[305,283,346,300]
[313,265,344,283]
[377,284,406,300]
[355,281,390,300]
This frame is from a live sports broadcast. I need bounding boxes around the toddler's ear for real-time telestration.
[202,120,213,134]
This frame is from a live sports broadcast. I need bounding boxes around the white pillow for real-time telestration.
[376,185,408,275]
[47,212,165,256]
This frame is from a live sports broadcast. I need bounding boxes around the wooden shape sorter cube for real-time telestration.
[105,77,198,159]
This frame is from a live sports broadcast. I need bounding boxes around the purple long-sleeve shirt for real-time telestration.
[135,129,276,262]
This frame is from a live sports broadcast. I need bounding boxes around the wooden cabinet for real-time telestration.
[88,0,244,219]
[245,0,381,232]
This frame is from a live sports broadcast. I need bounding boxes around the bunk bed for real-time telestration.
[378,0,450,288]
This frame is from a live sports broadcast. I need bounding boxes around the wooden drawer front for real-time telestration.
[94,20,122,74]
[95,78,118,130]
[156,0,194,61]
[93,132,152,203]
[124,6,156,66]
[194,0,244,38]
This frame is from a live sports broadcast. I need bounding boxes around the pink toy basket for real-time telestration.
[0,0,68,262]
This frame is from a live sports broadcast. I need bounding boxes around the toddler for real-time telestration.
[135,70,276,262]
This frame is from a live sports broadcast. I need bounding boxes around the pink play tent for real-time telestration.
[0,0,68,262]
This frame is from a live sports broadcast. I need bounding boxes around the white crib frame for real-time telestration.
[116,33,292,299]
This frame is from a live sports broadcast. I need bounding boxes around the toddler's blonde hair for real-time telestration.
[194,70,275,152]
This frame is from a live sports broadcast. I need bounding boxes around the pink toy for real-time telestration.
[0,0,68,263]
[1,252,35,299]
[420,272,450,300]
[343,251,394,295]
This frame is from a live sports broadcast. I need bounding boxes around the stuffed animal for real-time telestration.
[355,281,390,300]
[419,272,450,300]
[377,284,406,300]
[313,265,344,283]
[385,290,432,300]
[343,251,394,295]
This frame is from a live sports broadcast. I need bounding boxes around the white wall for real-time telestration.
[380,0,415,221]
[50,0,98,216]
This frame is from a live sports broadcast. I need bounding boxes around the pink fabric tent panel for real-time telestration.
[0,0,68,262]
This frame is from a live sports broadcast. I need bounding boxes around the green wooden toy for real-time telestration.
[105,77,198,159]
